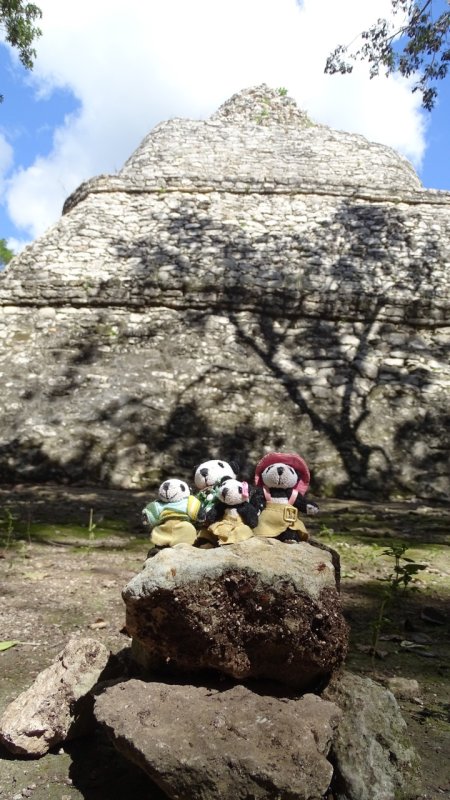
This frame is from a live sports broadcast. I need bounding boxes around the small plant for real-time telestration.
[370,592,391,661]
[277,87,288,96]
[0,509,16,548]
[381,543,427,592]
[87,508,96,551]
[319,524,334,539]
[370,544,426,661]
[255,107,270,124]
[25,506,32,545]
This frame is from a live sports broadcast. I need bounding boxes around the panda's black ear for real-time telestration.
[219,476,229,485]
[194,459,211,470]
[229,460,240,474]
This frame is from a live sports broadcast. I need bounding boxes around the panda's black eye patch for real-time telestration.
[222,487,228,499]
[238,486,242,493]
[289,467,295,474]
[218,461,224,468]
[180,483,186,492]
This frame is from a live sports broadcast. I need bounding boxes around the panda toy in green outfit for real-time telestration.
[251,452,318,543]
[142,478,201,554]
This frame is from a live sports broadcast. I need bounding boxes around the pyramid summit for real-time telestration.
[0,86,448,498]
[62,83,422,222]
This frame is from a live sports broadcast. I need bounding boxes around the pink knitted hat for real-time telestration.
[254,452,310,495]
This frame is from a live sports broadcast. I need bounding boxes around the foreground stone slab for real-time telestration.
[95,679,341,800]
[0,637,109,756]
[323,671,420,800]
[123,538,348,690]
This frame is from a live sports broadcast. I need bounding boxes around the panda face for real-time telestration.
[158,479,190,504]
[194,459,237,490]
[216,479,249,506]
[261,462,298,490]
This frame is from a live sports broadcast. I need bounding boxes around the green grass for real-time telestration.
[0,517,145,552]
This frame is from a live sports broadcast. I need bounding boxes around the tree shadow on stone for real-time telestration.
[106,194,448,498]
[0,193,447,498]
[392,403,450,498]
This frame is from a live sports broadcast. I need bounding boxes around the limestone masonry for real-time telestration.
[0,86,448,499]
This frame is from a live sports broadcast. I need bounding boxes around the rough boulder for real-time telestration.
[123,537,348,690]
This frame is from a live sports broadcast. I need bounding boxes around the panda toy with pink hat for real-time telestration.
[251,452,319,543]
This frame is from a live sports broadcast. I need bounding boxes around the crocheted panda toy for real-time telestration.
[142,478,201,552]
[251,452,318,543]
[195,477,258,548]
[193,458,240,517]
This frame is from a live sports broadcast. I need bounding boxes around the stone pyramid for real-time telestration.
[0,86,448,497]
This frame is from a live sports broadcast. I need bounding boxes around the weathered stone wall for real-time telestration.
[0,86,448,499]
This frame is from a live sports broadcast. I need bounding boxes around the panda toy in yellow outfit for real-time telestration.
[195,477,258,548]
[251,452,318,543]
[142,478,201,554]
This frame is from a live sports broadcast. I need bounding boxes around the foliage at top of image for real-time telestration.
[0,238,14,265]
[0,0,42,102]
[325,0,450,110]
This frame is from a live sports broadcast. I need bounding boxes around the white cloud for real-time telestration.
[4,0,426,240]
[0,132,13,189]
[6,236,30,254]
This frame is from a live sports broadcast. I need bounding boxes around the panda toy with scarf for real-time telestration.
[251,452,318,543]
[193,458,240,517]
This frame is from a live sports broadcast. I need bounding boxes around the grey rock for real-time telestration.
[95,678,342,800]
[0,637,109,756]
[323,670,420,800]
[123,538,348,690]
[385,677,421,700]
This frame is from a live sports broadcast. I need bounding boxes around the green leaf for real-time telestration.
[403,563,427,573]
[0,238,14,266]
[0,640,19,652]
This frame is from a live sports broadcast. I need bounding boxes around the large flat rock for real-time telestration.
[95,678,342,800]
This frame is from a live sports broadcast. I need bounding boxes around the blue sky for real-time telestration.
[419,77,450,190]
[0,0,448,252]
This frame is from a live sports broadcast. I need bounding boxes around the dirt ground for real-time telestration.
[0,484,449,800]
